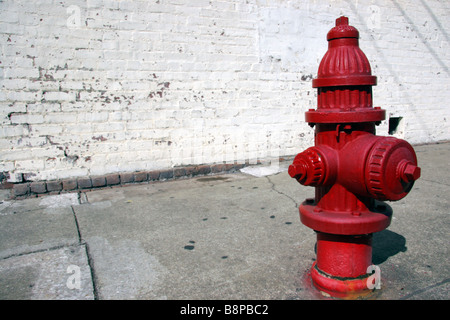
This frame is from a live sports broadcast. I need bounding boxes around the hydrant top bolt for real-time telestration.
[327,16,359,40]
[336,16,348,25]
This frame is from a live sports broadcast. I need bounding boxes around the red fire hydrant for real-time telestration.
[289,16,420,298]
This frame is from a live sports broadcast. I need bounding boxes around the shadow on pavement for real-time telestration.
[372,230,407,265]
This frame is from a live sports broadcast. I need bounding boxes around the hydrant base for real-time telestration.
[310,262,376,299]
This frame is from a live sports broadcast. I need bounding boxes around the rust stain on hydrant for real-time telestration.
[290,16,420,299]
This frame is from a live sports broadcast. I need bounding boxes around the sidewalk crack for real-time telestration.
[420,178,450,187]
[265,176,299,208]
[0,244,78,261]
[399,278,450,300]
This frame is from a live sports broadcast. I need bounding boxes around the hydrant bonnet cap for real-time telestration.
[312,16,377,91]
[327,16,359,40]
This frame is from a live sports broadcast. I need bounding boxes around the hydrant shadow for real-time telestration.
[372,229,407,265]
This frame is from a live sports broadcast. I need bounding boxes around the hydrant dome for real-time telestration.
[313,16,377,88]
[314,45,376,87]
[307,16,383,124]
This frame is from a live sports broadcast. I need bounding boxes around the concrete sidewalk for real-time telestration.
[0,142,449,300]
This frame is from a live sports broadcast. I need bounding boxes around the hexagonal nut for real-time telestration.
[403,163,421,181]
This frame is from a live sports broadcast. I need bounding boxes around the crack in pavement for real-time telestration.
[420,178,450,187]
[399,278,450,300]
[265,176,299,209]
[0,243,79,261]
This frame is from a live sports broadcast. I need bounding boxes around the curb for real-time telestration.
[6,159,293,199]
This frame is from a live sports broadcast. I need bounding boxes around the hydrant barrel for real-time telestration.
[290,16,420,299]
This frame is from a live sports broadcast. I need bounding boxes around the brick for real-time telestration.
[0,182,13,190]
[77,178,92,189]
[30,182,47,194]
[148,171,160,181]
[13,183,30,197]
[223,164,235,172]
[211,164,226,173]
[62,179,77,191]
[91,176,106,188]
[194,165,211,176]
[158,169,173,181]
[211,164,231,174]
[134,171,148,182]
[183,166,196,177]
[173,168,186,178]
[46,181,63,192]
[105,174,120,185]
[120,173,134,184]
[9,113,44,125]
[43,91,76,102]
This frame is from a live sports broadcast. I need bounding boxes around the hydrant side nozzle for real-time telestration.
[289,146,337,187]
[365,137,420,201]
[288,162,306,181]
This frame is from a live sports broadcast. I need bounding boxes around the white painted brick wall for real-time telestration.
[1,0,449,182]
